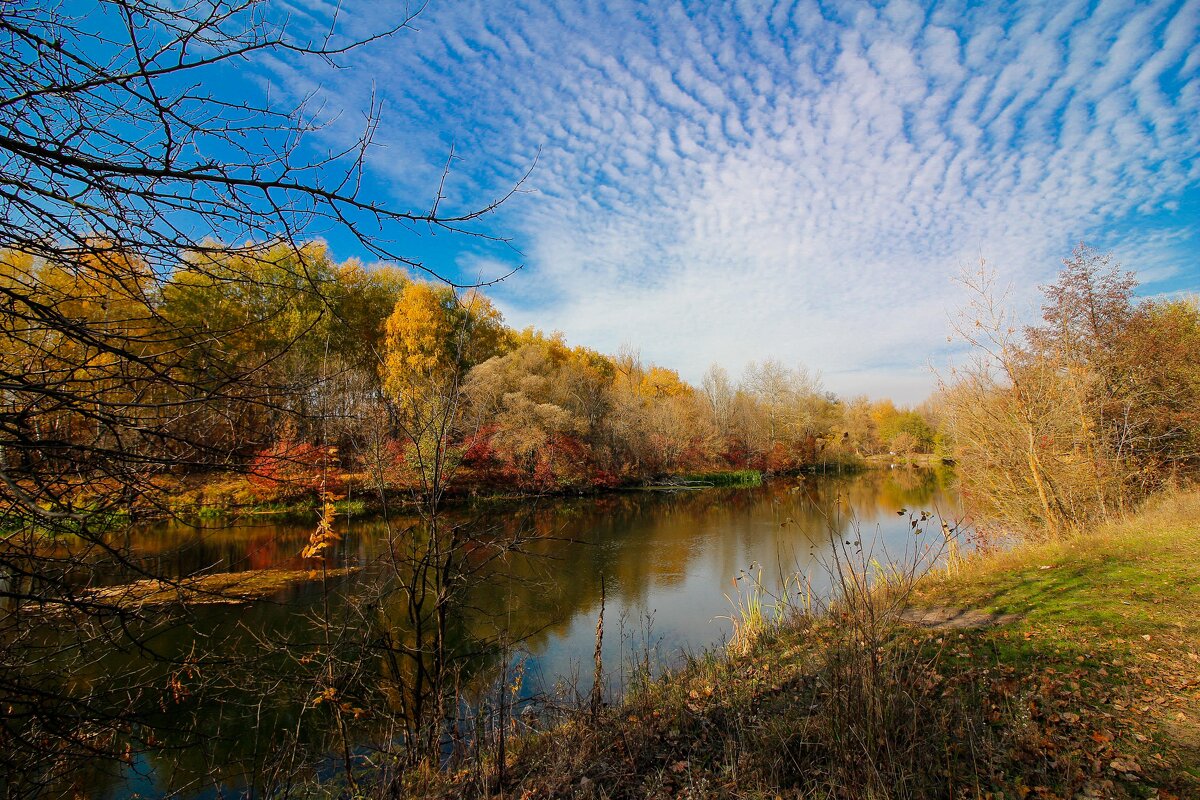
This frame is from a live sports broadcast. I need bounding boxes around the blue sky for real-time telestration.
[266,0,1199,402]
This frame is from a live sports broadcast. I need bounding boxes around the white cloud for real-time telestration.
[284,0,1199,403]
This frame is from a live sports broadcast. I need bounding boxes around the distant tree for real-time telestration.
[889,431,920,456]
[841,396,880,455]
[878,410,936,454]
[701,364,736,439]
[741,359,835,468]
[463,332,611,488]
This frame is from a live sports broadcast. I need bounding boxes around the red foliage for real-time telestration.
[589,470,622,489]
[525,434,592,491]
[453,428,604,493]
[247,441,342,499]
[720,437,754,468]
[460,426,500,467]
[765,442,795,474]
[679,441,716,472]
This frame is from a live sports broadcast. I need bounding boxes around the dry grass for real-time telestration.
[405,490,1200,799]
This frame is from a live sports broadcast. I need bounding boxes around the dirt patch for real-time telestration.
[899,604,1022,630]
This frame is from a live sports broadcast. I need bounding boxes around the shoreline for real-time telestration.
[128,460,896,525]
[419,489,1200,798]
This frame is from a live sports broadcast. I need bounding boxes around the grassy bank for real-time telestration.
[425,491,1200,799]
[72,462,885,524]
[908,490,1200,796]
[667,470,764,487]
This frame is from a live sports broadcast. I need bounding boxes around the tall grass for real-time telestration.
[677,469,763,487]
[723,563,812,656]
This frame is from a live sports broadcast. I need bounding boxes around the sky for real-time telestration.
[270,0,1199,402]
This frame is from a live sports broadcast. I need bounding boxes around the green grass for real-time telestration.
[0,505,134,537]
[332,498,368,516]
[915,490,1200,641]
[677,469,763,487]
[910,492,1200,795]
[195,505,227,520]
[191,499,317,520]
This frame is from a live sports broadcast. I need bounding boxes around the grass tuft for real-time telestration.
[678,469,763,487]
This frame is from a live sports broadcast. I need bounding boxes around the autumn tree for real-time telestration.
[741,359,837,469]
[841,396,881,455]
[463,330,613,488]
[701,364,736,440]
[1026,246,1200,504]
[944,246,1200,538]
[1111,298,1200,487]
[875,407,936,455]
[379,282,508,497]
[602,352,716,476]
[943,264,1086,536]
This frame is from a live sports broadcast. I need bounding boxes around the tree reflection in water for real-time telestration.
[44,468,960,797]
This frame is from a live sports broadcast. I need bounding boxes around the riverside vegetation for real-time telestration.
[2,240,944,523]
[2,0,1198,791]
[4,239,1199,797]
[410,248,1200,799]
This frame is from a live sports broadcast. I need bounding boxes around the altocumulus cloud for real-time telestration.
[285,0,1199,402]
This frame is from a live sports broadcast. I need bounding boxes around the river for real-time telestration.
[59,466,961,797]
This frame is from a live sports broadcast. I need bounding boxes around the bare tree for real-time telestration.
[0,1,522,792]
[700,363,734,440]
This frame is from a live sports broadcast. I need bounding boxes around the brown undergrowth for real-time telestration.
[410,491,1200,799]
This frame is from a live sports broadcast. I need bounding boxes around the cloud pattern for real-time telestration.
[294,0,1199,401]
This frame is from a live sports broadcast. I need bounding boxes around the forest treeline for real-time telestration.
[6,239,1196,528]
[1,241,939,509]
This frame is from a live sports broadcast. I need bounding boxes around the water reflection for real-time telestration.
[58,467,959,798]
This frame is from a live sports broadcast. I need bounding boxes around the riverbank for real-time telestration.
[126,463,864,522]
[863,451,951,468]
[7,458,893,530]
[426,490,1200,799]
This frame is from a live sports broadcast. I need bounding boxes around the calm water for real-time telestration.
[64,467,961,797]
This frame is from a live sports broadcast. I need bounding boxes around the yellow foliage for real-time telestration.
[868,399,899,429]
[380,282,509,413]
[509,326,614,377]
[301,494,341,560]
[382,283,457,400]
[641,366,693,398]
